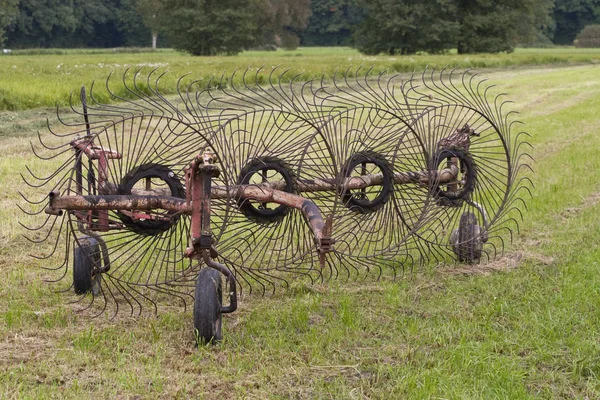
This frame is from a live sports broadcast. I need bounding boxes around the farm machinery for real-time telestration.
[21,68,531,344]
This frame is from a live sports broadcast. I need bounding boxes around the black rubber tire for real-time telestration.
[456,211,482,263]
[340,151,393,214]
[237,156,297,224]
[194,268,223,345]
[73,236,101,295]
[430,148,477,207]
[117,163,186,236]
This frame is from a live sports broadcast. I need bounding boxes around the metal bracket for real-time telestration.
[193,232,214,249]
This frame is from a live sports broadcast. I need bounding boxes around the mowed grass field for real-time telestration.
[1,46,600,110]
[0,49,600,398]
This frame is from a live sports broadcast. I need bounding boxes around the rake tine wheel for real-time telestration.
[22,70,226,316]
[403,69,529,263]
[316,69,532,264]
[184,71,339,293]
[315,106,422,278]
[21,68,531,328]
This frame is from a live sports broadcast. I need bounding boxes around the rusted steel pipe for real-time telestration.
[278,164,459,194]
[47,163,457,251]
[110,165,459,198]
[47,188,329,250]
[185,153,220,258]
[49,194,189,214]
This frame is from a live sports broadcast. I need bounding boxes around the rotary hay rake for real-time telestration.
[21,68,532,344]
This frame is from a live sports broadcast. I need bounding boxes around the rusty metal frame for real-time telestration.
[46,148,460,254]
[44,140,461,315]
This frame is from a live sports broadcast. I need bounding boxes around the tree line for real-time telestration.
[0,0,599,55]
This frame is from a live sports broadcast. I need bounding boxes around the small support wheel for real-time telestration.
[451,211,483,263]
[73,236,102,295]
[194,268,223,345]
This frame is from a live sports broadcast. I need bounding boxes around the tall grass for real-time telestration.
[1,47,600,111]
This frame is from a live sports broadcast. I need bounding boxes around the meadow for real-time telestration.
[1,48,600,398]
[1,46,600,110]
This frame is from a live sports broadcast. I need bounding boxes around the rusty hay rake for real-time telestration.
[21,68,532,344]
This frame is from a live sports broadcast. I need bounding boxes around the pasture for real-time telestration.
[1,47,600,110]
[1,49,600,399]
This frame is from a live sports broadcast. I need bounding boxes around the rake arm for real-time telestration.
[46,161,461,254]
[45,185,334,254]
[96,166,459,197]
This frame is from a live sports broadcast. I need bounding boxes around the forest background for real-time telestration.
[1,0,599,56]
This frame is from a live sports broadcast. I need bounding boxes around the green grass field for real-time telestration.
[1,49,600,398]
[1,47,600,110]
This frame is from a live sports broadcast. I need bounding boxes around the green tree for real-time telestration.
[257,0,312,49]
[352,0,552,55]
[301,0,362,46]
[162,0,260,55]
[115,0,153,47]
[6,0,115,48]
[353,0,458,55]
[137,0,164,49]
[574,23,600,47]
[0,0,19,47]
[7,0,79,47]
[552,0,600,45]
[456,0,553,53]
[71,0,114,46]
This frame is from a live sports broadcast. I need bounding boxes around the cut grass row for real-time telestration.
[1,47,600,111]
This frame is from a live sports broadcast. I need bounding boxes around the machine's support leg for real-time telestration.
[186,150,238,314]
